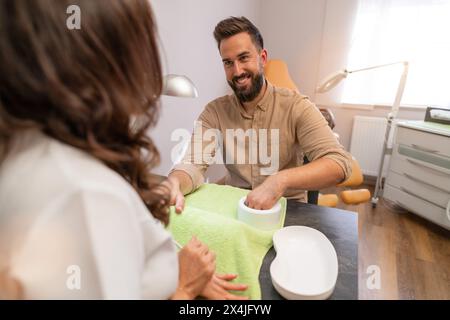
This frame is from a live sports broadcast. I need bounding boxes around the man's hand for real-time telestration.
[200,274,248,300]
[245,174,286,210]
[156,176,185,213]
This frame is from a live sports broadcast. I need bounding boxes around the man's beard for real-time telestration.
[228,70,264,103]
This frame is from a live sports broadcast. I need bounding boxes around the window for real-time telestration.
[342,0,450,108]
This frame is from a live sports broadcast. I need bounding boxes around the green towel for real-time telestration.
[167,183,286,300]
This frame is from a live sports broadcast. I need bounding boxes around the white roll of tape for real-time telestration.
[237,196,282,230]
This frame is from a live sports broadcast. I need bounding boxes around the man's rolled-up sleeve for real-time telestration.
[169,104,219,193]
[294,98,352,182]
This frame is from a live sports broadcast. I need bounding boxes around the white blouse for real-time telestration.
[0,130,178,299]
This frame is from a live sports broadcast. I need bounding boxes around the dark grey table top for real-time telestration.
[259,200,358,300]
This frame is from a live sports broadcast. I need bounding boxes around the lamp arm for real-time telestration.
[316,61,409,94]
[390,61,409,119]
[348,61,407,74]
[348,61,409,117]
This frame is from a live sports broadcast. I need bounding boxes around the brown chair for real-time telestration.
[264,59,299,91]
[319,158,371,207]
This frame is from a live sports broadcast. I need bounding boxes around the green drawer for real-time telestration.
[398,144,450,171]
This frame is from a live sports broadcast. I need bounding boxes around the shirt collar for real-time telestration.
[256,80,273,111]
[231,80,273,117]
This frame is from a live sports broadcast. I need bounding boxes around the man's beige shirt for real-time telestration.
[171,82,352,202]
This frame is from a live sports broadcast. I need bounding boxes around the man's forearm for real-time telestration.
[276,158,345,191]
[169,170,194,195]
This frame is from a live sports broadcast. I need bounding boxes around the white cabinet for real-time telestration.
[383,121,450,230]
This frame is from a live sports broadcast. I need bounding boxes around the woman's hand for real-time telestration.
[171,236,215,300]
[200,273,248,300]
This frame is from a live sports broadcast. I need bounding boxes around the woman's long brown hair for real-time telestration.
[0,0,171,224]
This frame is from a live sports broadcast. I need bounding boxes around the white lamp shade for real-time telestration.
[162,74,198,98]
[315,70,348,93]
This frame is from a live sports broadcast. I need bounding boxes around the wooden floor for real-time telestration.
[321,184,450,300]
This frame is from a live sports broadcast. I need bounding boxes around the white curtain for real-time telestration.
[342,0,450,108]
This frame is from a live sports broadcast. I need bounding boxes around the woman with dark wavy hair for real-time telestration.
[0,0,246,299]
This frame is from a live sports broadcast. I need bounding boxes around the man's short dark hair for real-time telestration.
[213,16,264,51]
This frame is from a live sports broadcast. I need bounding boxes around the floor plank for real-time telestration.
[320,184,450,300]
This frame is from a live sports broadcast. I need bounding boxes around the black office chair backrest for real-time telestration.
[303,156,319,204]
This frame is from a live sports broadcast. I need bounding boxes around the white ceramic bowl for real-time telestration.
[270,226,338,300]
[237,196,282,230]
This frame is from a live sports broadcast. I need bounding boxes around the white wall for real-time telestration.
[314,0,359,106]
[314,0,425,148]
[259,0,327,99]
[324,105,424,151]
[150,0,261,178]
[259,0,426,150]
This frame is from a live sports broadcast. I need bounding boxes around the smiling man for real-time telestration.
[168,16,352,210]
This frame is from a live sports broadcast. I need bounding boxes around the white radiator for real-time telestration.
[349,116,401,177]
